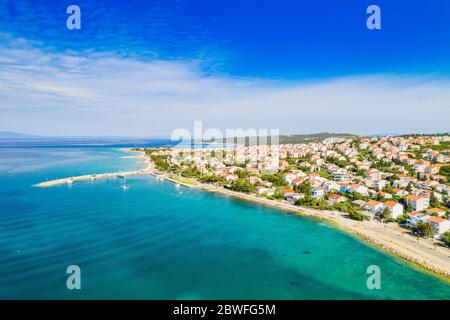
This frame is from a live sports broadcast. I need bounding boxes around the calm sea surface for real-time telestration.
[0,144,449,299]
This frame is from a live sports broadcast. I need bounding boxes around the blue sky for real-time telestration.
[0,0,449,136]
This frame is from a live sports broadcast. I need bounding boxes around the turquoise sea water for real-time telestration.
[0,146,449,299]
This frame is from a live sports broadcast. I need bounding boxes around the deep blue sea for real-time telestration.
[0,142,449,299]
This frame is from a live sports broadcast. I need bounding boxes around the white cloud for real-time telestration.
[0,35,449,136]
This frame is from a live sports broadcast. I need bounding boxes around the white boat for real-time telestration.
[121,176,129,190]
[67,179,74,184]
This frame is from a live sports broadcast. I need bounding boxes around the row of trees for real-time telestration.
[227,178,255,193]
[150,155,170,171]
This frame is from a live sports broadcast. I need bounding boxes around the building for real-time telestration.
[377,191,393,199]
[311,187,324,198]
[352,200,367,208]
[366,169,383,180]
[332,170,351,182]
[366,200,383,214]
[426,216,450,236]
[285,192,303,204]
[426,208,447,217]
[383,201,404,219]
[406,195,430,212]
[327,194,347,204]
[348,184,369,196]
[282,188,295,196]
[407,212,430,227]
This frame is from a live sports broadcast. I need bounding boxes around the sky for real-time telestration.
[0,0,449,137]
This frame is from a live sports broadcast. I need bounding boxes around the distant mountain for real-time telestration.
[0,131,43,139]
[213,132,361,146]
[277,132,360,144]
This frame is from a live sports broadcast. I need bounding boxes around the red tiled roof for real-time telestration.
[406,195,427,201]
[427,216,446,224]
[383,201,399,207]
[408,212,422,217]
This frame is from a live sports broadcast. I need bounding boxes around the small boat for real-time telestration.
[121,176,129,190]
[67,179,74,184]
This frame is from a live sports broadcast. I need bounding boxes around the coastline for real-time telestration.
[33,150,450,281]
[139,156,450,281]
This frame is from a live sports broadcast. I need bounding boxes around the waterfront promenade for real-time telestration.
[34,170,147,187]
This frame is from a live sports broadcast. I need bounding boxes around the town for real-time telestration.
[141,134,450,247]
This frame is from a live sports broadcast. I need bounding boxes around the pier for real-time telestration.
[34,168,197,189]
[34,170,148,188]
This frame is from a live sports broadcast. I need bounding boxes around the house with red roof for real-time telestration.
[327,194,347,204]
[383,201,404,219]
[426,216,450,236]
[366,200,383,213]
[426,208,447,217]
[406,195,430,212]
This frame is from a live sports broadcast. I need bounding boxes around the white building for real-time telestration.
[426,216,450,236]
[406,195,430,212]
[382,201,404,219]
[407,212,430,227]
[311,187,324,198]
[366,200,383,214]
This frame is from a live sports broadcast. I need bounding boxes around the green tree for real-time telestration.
[269,189,285,200]
[199,174,221,184]
[406,182,413,192]
[295,181,312,195]
[429,192,440,208]
[150,155,170,171]
[349,210,366,221]
[181,167,200,178]
[413,222,435,238]
[442,231,450,248]
[261,173,288,187]
[228,178,255,193]
[439,165,450,181]
[379,207,391,221]
[352,191,365,201]
[396,213,408,224]
[404,201,413,213]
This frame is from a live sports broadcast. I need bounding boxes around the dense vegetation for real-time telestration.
[412,222,435,238]
[440,166,450,183]
[442,231,450,248]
